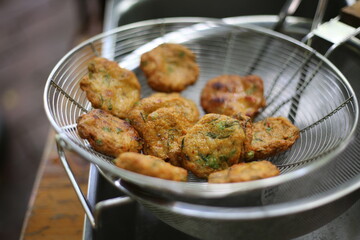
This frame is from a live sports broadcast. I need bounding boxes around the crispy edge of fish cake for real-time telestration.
[200,75,266,118]
[80,57,141,118]
[250,117,300,160]
[128,93,199,132]
[208,160,280,183]
[140,43,199,92]
[77,109,143,157]
[232,112,254,161]
[181,114,246,179]
[114,152,188,181]
[138,93,199,122]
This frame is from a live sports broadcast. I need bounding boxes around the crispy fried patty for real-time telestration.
[201,75,266,118]
[208,160,280,183]
[80,57,141,118]
[129,93,199,125]
[140,43,199,92]
[249,117,300,160]
[114,152,188,181]
[77,109,143,157]
[181,114,246,178]
[128,93,199,166]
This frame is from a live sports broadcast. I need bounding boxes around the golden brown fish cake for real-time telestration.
[114,152,188,182]
[128,93,199,131]
[208,160,280,183]
[128,93,199,166]
[140,43,199,92]
[181,114,246,179]
[77,109,143,157]
[200,75,266,118]
[249,117,300,160]
[80,57,141,118]
[137,107,192,166]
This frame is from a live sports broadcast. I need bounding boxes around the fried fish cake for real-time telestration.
[80,57,141,118]
[114,152,188,182]
[140,43,199,92]
[181,114,246,179]
[208,160,280,183]
[77,109,143,157]
[201,75,266,118]
[137,107,193,166]
[129,93,199,124]
[249,117,300,160]
[128,93,199,166]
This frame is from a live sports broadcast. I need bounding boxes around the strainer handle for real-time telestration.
[55,135,132,229]
[302,1,360,57]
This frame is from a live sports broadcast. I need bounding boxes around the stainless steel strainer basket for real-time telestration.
[44,18,358,203]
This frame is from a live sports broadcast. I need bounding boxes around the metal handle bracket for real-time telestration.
[55,134,132,229]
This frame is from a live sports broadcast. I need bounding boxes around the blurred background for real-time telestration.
[0,0,103,239]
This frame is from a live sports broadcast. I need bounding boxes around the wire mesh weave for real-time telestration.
[44,19,358,199]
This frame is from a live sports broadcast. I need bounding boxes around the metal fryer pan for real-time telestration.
[45,14,360,239]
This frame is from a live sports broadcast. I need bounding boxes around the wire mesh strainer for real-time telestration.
[44,18,358,201]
